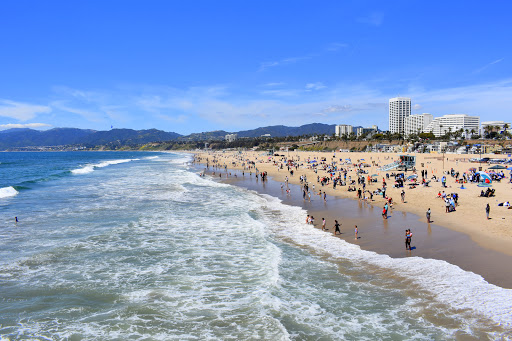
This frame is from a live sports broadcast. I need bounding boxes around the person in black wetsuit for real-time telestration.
[333,220,341,235]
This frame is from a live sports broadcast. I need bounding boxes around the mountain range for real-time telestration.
[0,123,337,149]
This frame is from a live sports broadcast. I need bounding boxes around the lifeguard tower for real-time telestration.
[379,154,416,171]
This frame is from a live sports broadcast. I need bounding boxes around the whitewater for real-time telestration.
[0,151,510,340]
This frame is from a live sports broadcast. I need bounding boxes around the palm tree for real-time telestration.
[503,123,511,139]
[483,125,492,138]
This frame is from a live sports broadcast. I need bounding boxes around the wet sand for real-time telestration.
[202,166,512,289]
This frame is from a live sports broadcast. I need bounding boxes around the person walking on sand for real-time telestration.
[354,225,358,240]
[334,220,341,235]
[486,203,490,220]
[426,208,431,223]
[401,190,405,203]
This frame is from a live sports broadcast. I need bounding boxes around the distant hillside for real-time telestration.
[236,123,337,138]
[0,123,337,149]
[83,129,181,146]
[0,128,181,150]
[177,123,337,141]
[178,130,228,141]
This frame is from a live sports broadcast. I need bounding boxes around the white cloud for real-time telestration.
[473,58,504,74]
[261,89,300,97]
[322,105,352,113]
[357,12,384,27]
[305,82,327,91]
[326,43,348,52]
[413,104,422,110]
[258,55,313,71]
[0,100,52,121]
[263,82,286,87]
[51,101,104,122]
[0,123,52,130]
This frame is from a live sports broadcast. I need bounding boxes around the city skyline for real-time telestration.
[0,1,511,135]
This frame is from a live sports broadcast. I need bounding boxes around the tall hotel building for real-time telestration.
[389,97,411,135]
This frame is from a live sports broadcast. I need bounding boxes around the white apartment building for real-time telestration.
[425,114,480,137]
[355,126,378,138]
[335,124,353,137]
[404,113,434,136]
[225,133,237,142]
[480,121,511,135]
[389,97,411,135]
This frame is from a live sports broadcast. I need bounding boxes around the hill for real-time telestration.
[0,128,181,150]
[236,123,336,138]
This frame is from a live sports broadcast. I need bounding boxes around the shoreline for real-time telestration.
[190,150,512,288]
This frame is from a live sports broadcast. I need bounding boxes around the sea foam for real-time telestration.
[71,158,139,175]
[0,186,19,198]
[259,193,512,330]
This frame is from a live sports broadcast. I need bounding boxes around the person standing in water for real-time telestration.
[426,208,431,223]
[354,225,358,239]
[405,229,412,250]
[322,218,326,231]
[334,220,341,235]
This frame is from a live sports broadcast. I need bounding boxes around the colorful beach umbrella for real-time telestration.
[476,171,492,184]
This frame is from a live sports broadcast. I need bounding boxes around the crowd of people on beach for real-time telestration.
[193,150,512,253]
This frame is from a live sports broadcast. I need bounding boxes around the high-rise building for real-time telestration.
[335,124,353,137]
[404,113,434,136]
[425,114,480,137]
[389,97,411,135]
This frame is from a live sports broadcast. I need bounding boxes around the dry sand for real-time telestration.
[193,150,512,258]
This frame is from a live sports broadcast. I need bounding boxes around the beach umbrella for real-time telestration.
[488,165,506,170]
[507,167,512,170]
[476,171,492,184]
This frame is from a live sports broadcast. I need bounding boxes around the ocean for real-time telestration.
[0,151,511,340]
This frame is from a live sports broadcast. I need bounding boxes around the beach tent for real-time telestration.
[488,165,506,170]
[477,171,492,184]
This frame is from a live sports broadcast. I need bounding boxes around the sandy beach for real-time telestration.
[192,150,512,287]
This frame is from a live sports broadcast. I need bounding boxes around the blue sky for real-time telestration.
[0,0,511,134]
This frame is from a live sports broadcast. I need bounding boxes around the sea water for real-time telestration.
[0,152,511,340]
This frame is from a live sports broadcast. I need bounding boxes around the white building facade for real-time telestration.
[355,126,378,138]
[480,121,511,135]
[225,133,238,142]
[425,114,480,137]
[389,97,411,135]
[404,113,434,136]
[335,124,353,137]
